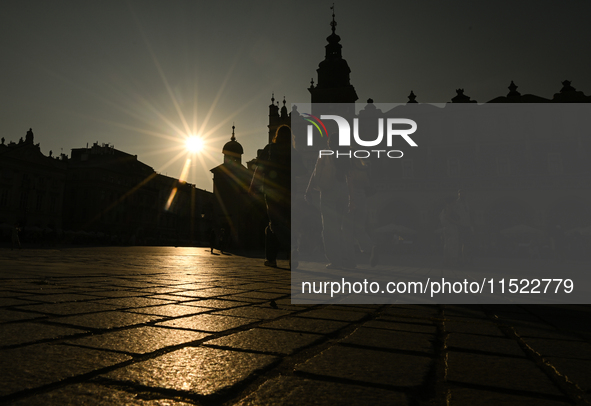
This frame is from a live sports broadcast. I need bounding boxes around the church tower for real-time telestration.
[267,94,290,145]
[308,7,358,104]
[222,125,244,165]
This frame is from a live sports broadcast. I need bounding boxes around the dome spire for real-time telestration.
[222,123,243,164]
[330,3,336,34]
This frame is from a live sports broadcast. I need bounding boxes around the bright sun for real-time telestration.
[185,136,203,153]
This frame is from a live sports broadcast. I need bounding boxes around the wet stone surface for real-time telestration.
[0,343,131,397]
[205,328,323,355]
[103,346,278,396]
[65,326,210,354]
[295,345,433,387]
[235,376,410,406]
[0,247,589,405]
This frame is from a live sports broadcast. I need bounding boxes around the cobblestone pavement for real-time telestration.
[1,247,590,405]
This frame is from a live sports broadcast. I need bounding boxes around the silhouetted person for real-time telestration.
[11,223,21,250]
[208,228,216,254]
[249,125,301,267]
[342,152,378,266]
[305,135,354,269]
[219,228,227,254]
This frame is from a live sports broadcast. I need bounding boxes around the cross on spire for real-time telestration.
[330,4,337,33]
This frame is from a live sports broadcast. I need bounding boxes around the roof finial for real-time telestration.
[231,123,236,141]
[271,93,275,103]
[283,96,286,106]
[330,3,336,34]
[507,81,520,97]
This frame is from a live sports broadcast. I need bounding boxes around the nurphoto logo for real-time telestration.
[305,114,418,159]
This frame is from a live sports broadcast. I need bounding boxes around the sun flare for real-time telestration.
[185,136,204,153]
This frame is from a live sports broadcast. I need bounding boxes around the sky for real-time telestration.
[2,0,590,192]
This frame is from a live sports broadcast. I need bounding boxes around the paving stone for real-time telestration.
[0,343,130,397]
[169,288,240,298]
[514,326,585,341]
[156,314,258,332]
[13,302,115,316]
[6,382,197,405]
[483,305,530,314]
[18,294,100,303]
[376,315,437,326]
[224,297,270,304]
[211,307,292,320]
[296,345,431,387]
[92,297,175,309]
[0,309,45,323]
[449,387,571,406]
[235,376,409,406]
[142,294,192,302]
[66,326,209,354]
[342,327,435,354]
[546,357,591,391]
[0,298,37,307]
[183,299,248,308]
[444,305,487,319]
[55,311,162,330]
[447,333,527,357]
[126,304,209,317]
[447,351,563,395]
[0,322,86,347]
[2,248,590,406]
[381,306,439,318]
[206,328,323,355]
[445,321,504,336]
[232,292,286,300]
[494,312,544,324]
[135,287,187,294]
[103,347,277,396]
[259,317,349,335]
[295,309,368,322]
[363,319,437,334]
[521,338,591,359]
[83,291,144,298]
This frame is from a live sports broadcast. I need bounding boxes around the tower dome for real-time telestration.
[222,125,243,164]
[308,6,358,104]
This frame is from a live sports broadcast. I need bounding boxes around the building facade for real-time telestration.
[64,142,212,245]
[292,13,591,259]
[0,133,212,246]
[0,129,67,243]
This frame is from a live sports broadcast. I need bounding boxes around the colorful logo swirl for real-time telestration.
[302,113,328,138]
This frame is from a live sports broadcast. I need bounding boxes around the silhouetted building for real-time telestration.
[210,126,267,249]
[63,142,212,245]
[210,11,591,258]
[292,12,591,259]
[0,129,66,243]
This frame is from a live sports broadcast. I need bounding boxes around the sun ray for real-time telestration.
[179,158,191,182]
[129,5,192,137]
[165,187,178,211]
